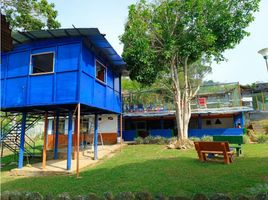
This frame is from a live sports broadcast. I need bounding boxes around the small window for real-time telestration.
[96,60,106,83]
[215,118,222,125]
[31,52,54,74]
[206,120,211,125]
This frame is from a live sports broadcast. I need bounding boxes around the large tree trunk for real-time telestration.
[170,56,192,140]
[174,93,191,140]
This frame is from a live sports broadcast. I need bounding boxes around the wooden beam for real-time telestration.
[256,95,259,110]
[42,112,48,169]
[76,103,81,178]
[73,116,77,160]
[261,92,265,111]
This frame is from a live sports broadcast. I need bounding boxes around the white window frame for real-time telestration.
[30,51,55,75]
[95,59,107,84]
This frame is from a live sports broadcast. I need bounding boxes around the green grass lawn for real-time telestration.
[1,144,268,198]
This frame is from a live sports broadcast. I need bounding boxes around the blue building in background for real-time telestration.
[122,83,253,141]
[1,28,126,172]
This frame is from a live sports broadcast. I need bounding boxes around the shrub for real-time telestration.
[189,137,200,142]
[57,192,71,200]
[25,192,43,200]
[235,195,251,200]
[143,136,154,144]
[200,136,213,142]
[192,193,208,200]
[168,137,178,144]
[134,137,144,144]
[135,136,170,145]
[243,135,251,144]
[210,193,231,200]
[254,193,268,200]
[1,191,268,200]
[152,136,168,145]
[255,134,268,144]
[87,193,103,200]
[249,183,268,195]
[44,193,55,200]
[1,191,11,200]
[103,192,113,200]
[8,191,22,200]
[135,191,152,200]
[168,196,190,200]
[115,192,135,200]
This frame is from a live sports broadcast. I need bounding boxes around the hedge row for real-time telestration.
[1,191,267,200]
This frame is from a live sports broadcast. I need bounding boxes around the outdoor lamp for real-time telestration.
[258,48,268,72]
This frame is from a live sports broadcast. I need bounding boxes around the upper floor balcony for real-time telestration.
[122,82,266,114]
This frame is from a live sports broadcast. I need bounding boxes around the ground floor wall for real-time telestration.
[47,114,119,149]
[47,133,118,149]
[123,112,246,141]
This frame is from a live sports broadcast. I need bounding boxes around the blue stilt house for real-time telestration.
[1,28,126,171]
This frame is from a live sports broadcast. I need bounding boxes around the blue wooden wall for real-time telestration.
[1,37,121,114]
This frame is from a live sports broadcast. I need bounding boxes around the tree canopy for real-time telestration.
[121,0,260,140]
[1,0,61,31]
[121,0,260,86]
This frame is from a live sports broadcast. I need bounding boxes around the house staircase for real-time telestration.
[0,113,41,158]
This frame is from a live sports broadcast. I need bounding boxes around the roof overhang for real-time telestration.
[123,106,253,118]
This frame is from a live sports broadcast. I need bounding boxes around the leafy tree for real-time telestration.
[1,0,60,31]
[121,0,260,140]
[122,78,144,92]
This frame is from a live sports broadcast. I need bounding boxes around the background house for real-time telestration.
[122,82,254,141]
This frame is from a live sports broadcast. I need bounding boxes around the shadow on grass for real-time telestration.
[1,144,43,172]
[1,152,268,198]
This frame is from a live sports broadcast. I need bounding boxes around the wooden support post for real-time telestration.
[54,111,60,160]
[261,92,265,110]
[67,111,73,171]
[73,116,77,160]
[76,103,81,177]
[42,112,48,169]
[18,112,27,169]
[94,114,98,160]
[256,95,259,110]
[238,82,242,106]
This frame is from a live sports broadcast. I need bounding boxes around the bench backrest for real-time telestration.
[194,141,231,152]
[213,136,243,145]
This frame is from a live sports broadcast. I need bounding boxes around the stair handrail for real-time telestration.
[0,114,21,137]
[1,114,41,157]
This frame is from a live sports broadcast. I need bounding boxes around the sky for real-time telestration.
[48,0,268,85]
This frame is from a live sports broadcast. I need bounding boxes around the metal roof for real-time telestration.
[123,106,253,117]
[11,28,126,72]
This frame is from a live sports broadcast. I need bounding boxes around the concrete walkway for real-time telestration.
[11,144,126,176]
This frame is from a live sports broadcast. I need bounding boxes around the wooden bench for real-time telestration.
[194,141,234,164]
[213,135,243,156]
